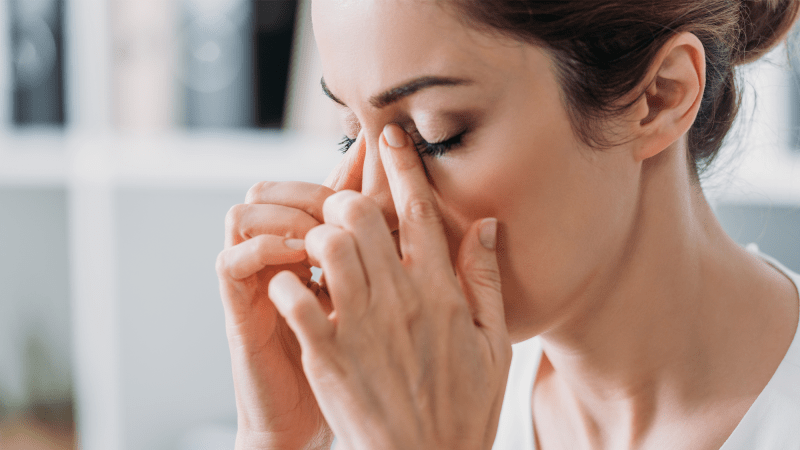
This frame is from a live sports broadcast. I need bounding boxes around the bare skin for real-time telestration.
[216,0,799,449]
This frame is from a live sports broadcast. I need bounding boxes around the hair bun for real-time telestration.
[735,0,800,65]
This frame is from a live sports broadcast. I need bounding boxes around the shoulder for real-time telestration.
[721,345,800,449]
[722,248,800,449]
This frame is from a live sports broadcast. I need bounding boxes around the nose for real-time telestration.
[361,133,399,232]
[328,131,399,232]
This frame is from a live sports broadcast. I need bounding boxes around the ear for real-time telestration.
[630,32,706,162]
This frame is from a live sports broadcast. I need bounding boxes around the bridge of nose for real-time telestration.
[332,133,399,232]
[361,137,399,232]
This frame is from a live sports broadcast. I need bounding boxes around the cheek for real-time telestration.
[424,90,637,339]
[428,157,510,267]
[433,190,483,267]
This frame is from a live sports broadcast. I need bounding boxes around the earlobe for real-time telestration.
[633,33,706,162]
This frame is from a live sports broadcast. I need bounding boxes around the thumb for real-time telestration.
[456,218,505,331]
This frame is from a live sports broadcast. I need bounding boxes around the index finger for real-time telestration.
[378,123,453,275]
[245,181,334,224]
[324,131,365,191]
[244,132,365,224]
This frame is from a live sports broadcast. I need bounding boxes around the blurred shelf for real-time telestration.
[0,129,342,189]
[2,129,798,205]
[0,129,70,186]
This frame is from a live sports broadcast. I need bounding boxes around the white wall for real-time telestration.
[115,188,241,450]
[0,188,72,412]
[715,203,800,273]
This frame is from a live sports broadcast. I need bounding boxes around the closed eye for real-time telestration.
[336,130,466,157]
[413,130,466,157]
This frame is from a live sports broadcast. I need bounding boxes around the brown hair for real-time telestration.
[445,0,800,176]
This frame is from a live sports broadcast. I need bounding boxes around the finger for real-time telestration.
[324,131,365,191]
[256,261,312,286]
[245,181,336,223]
[216,234,308,281]
[269,270,335,348]
[455,218,506,333]
[225,203,321,248]
[322,191,403,294]
[304,224,370,321]
[378,123,452,275]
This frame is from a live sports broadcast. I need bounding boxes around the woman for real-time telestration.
[216,0,800,448]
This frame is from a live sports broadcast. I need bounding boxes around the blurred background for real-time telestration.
[0,1,798,449]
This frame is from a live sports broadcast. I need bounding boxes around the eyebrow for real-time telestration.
[320,76,473,109]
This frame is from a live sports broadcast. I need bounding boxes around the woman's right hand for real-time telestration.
[216,180,337,450]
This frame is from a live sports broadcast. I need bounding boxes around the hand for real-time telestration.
[216,136,364,450]
[268,124,512,450]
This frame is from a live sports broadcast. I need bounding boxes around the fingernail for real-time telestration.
[383,124,407,148]
[284,238,305,250]
[479,218,497,250]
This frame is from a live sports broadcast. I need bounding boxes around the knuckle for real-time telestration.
[245,181,277,204]
[325,189,357,209]
[472,268,500,292]
[462,256,502,291]
[323,190,346,217]
[288,298,313,320]
[311,184,334,207]
[251,234,274,256]
[340,193,379,225]
[215,250,231,278]
[404,198,440,224]
[428,287,469,319]
[270,269,294,285]
[224,204,248,234]
[469,265,503,293]
[303,224,325,244]
[402,296,423,324]
[319,229,354,261]
[441,296,469,319]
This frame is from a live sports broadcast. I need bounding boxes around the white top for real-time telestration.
[493,248,800,450]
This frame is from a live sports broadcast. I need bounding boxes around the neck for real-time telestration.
[536,142,796,445]
[542,142,708,389]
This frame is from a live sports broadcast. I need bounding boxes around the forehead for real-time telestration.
[311,0,524,106]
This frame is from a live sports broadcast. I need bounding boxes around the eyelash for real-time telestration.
[337,130,466,157]
[338,136,356,154]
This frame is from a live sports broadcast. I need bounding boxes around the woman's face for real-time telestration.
[313,0,642,342]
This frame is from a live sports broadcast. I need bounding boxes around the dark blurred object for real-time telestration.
[10,0,65,126]
[180,0,299,129]
[253,0,298,128]
[0,335,75,450]
[183,0,253,128]
[0,410,75,450]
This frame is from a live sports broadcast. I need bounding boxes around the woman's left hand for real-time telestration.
[268,124,512,450]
